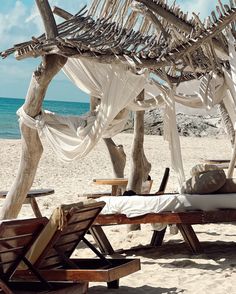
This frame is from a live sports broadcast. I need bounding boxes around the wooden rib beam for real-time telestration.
[36,0,58,39]
[136,0,193,33]
[52,6,73,20]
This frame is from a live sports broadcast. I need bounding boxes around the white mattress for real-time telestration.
[97,193,236,218]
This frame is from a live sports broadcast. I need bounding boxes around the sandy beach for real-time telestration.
[1,133,236,293]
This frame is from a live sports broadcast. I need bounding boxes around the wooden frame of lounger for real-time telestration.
[15,201,140,289]
[92,209,236,255]
[0,217,87,294]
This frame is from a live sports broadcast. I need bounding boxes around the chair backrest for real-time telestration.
[156,168,170,194]
[0,217,47,282]
[33,201,105,270]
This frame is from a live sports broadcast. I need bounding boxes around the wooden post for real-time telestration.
[127,90,151,192]
[127,90,151,231]
[0,0,67,219]
[103,138,126,178]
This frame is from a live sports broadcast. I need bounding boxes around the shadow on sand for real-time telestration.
[89,285,184,294]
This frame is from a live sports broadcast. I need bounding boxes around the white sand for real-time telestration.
[1,133,236,293]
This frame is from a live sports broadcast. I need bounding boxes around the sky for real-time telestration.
[0,0,229,102]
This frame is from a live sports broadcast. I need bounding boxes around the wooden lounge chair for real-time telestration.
[0,217,87,294]
[15,201,140,290]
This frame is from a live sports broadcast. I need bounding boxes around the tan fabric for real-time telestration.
[181,170,226,194]
[216,178,236,193]
[190,164,220,176]
[18,199,97,270]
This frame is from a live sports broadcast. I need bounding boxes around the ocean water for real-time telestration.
[0,97,90,139]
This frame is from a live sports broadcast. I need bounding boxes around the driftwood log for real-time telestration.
[127,90,151,192]
[103,138,126,178]
[0,0,67,219]
[127,90,151,231]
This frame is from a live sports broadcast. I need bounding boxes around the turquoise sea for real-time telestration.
[0,97,90,139]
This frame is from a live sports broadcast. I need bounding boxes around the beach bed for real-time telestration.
[90,193,236,254]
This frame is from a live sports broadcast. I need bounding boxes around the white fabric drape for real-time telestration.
[18,58,146,161]
[162,87,185,188]
[224,29,236,177]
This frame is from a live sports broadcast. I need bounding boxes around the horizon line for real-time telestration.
[0,96,90,104]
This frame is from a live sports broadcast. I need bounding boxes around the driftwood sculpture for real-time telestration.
[1,0,236,219]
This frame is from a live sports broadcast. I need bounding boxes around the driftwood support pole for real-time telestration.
[127,90,151,192]
[0,0,67,219]
[103,138,126,178]
[127,90,151,231]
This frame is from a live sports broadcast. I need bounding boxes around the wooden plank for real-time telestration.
[89,226,115,255]
[16,259,140,282]
[66,209,101,222]
[150,228,166,247]
[30,198,42,218]
[93,179,128,186]
[60,219,93,235]
[0,280,12,294]
[0,189,54,199]
[0,224,45,239]
[95,210,236,225]
[0,189,54,218]
[7,281,88,294]
[156,168,170,194]
[177,224,203,254]
[202,210,236,222]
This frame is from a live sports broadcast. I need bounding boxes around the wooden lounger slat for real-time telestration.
[0,259,19,267]
[17,259,140,283]
[61,221,93,235]
[51,239,81,249]
[55,233,81,244]
[67,216,96,226]
[0,246,25,255]
[0,225,45,237]
[70,210,102,221]
[0,234,34,243]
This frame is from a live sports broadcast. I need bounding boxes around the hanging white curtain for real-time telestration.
[18,58,147,161]
[162,87,185,189]
[223,29,236,177]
